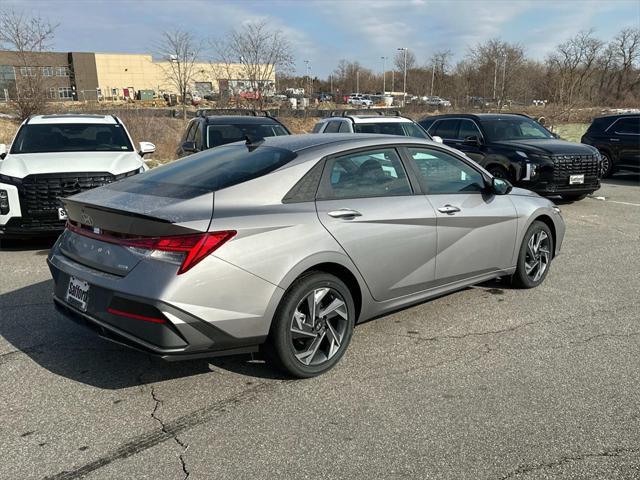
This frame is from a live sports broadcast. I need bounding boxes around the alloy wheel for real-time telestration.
[525,230,550,282]
[600,154,611,177]
[290,287,349,366]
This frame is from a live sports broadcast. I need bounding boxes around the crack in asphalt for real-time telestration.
[571,331,640,345]
[396,318,543,343]
[150,386,190,480]
[44,381,278,480]
[497,446,640,479]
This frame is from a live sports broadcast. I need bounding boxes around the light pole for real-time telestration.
[356,70,360,94]
[430,61,435,96]
[303,59,310,96]
[381,56,387,94]
[397,47,408,106]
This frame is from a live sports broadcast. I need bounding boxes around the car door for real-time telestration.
[610,116,640,168]
[404,146,518,284]
[451,119,488,164]
[316,147,438,301]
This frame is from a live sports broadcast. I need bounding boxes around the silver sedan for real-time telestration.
[48,134,565,377]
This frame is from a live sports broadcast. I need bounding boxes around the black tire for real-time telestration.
[599,151,614,178]
[488,165,509,180]
[560,193,588,201]
[512,220,554,289]
[269,272,355,378]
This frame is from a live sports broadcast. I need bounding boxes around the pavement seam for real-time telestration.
[150,385,190,480]
[497,446,640,479]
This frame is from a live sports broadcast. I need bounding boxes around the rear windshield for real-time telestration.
[135,145,297,191]
[207,124,289,148]
[353,122,429,139]
[10,124,133,153]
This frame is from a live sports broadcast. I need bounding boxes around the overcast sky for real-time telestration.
[4,0,640,77]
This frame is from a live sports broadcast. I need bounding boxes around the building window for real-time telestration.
[20,66,36,77]
[41,66,54,77]
[58,87,73,100]
[56,66,70,77]
[47,87,57,99]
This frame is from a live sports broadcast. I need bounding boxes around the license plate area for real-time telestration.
[569,174,585,185]
[66,276,90,312]
[58,207,68,220]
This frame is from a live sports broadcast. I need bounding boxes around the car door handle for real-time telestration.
[437,205,461,214]
[328,209,362,219]
[609,138,620,142]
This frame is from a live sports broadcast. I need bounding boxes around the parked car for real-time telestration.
[581,113,640,177]
[347,95,373,107]
[423,96,451,108]
[317,93,333,102]
[312,113,435,141]
[176,110,290,158]
[420,113,602,201]
[0,114,153,238]
[49,134,564,377]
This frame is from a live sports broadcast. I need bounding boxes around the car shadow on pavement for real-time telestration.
[602,172,640,187]
[0,280,285,390]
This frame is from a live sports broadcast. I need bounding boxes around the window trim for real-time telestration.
[398,144,490,196]
[316,145,416,201]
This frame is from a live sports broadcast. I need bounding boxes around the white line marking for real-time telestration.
[589,195,640,207]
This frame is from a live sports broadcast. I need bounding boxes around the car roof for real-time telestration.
[592,112,640,120]
[245,133,436,153]
[28,114,117,125]
[321,115,414,124]
[203,116,282,125]
[422,113,531,121]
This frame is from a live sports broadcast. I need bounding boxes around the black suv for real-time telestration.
[581,113,640,177]
[176,110,290,158]
[420,113,602,201]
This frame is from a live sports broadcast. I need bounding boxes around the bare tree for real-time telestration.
[156,29,201,119]
[611,27,640,101]
[394,49,416,72]
[213,21,293,108]
[0,9,57,120]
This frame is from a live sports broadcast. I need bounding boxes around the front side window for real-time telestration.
[482,117,553,141]
[318,148,412,200]
[10,124,134,154]
[311,122,323,133]
[408,147,485,194]
[458,119,482,140]
[206,124,288,148]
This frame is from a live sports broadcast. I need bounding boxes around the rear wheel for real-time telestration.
[599,151,613,178]
[269,272,355,378]
[512,221,554,289]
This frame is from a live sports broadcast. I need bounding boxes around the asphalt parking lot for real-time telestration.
[1,174,639,480]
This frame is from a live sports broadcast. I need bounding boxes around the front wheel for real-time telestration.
[599,152,613,178]
[269,272,355,378]
[512,221,554,289]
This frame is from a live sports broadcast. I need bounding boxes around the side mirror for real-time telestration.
[463,135,482,146]
[0,144,6,159]
[492,177,512,195]
[138,141,156,157]
[431,135,444,144]
[180,141,197,153]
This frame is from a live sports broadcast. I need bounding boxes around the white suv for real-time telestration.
[347,94,373,107]
[0,114,155,238]
[311,114,440,142]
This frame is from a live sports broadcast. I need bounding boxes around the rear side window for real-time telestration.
[317,148,412,200]
[324,121,342,133]
[311,123,323,133]
[207,124,288,148]
[431,119,459,139]
[135,145,297,191]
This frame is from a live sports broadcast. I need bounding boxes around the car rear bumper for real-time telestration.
[48,243,283,360]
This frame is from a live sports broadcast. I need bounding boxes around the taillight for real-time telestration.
[67,222,236,274]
